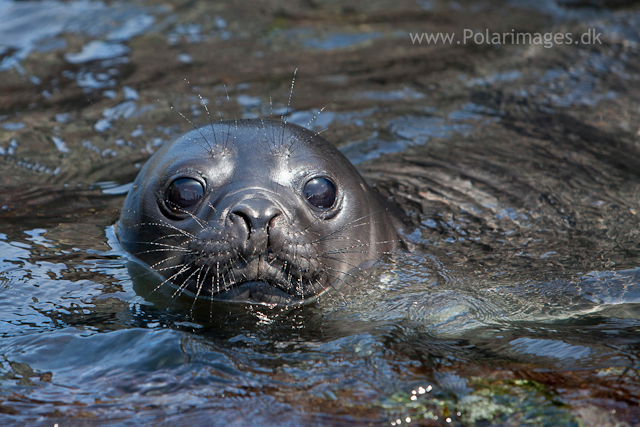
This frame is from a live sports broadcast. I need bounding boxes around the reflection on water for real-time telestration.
[1,0,640,425]
[0,0,156,72]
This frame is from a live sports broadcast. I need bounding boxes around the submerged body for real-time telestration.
[116,119,401,305]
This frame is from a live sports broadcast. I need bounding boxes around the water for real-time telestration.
[1,0,640,425]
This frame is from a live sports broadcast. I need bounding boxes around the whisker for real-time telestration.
[321,269,361,299]
[131,244,191,256]
[171,100,213,152]
[148,260,197,297]
[190,266,210,315]
[198,92,219,147]
[316,256,369,277]
[305,100,334,130]
[153,232,193,242]
[321,239,399,254]
[311,210,388,242]
[284,68,298,149]
[133,219,196,239]
[167,265,202,306]
[148,253,189,270]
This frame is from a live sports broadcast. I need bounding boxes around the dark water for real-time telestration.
[2,0,640,425]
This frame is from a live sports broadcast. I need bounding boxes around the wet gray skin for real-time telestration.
[116,119,401,305]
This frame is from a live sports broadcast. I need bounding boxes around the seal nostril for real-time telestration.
[231,211,253,236]
[266,212,280,234]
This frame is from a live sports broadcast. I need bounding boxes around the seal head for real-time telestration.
[116,119,400,305]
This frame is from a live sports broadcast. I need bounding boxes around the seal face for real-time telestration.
[116,119,400,305]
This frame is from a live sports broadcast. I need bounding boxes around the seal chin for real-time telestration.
[186,256,321,304]
[212,281,306,305]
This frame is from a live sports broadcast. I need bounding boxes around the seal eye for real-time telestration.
[166,178,204,210]
[304,177,336,210]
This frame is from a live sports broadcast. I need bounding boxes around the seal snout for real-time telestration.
[230,198,283,258]
[184,191,321,300]
[231,198,282,235]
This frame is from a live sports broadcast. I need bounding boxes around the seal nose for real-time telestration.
[230,198,282,235]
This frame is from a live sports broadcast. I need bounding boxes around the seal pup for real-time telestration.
[116,119,401,306]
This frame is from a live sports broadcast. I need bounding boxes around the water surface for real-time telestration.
[1,0,640,425]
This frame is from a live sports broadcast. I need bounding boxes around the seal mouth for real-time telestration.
[182,257,321,305]
[211,280,304,305]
